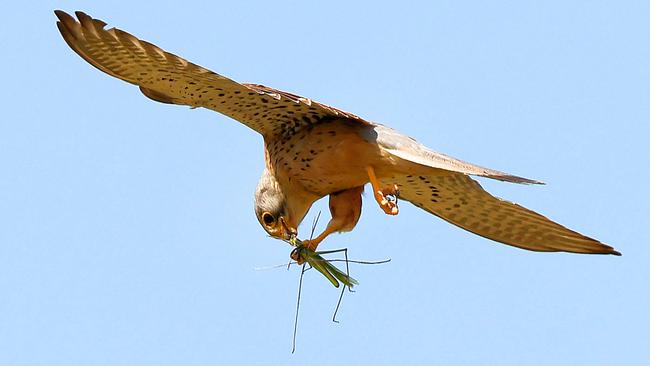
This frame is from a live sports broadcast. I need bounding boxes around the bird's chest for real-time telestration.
[265,122,382,196]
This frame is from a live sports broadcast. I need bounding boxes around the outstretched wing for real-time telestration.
[379,172,619,255]
[373,125,542,184]
[55,10,370,139]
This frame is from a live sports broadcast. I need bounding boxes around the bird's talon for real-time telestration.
[374,186,399,215]
[302,239,319,251]
[377,195,399,215]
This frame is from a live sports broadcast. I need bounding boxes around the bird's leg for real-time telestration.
[303,187,363,251]
[365,166,399,215]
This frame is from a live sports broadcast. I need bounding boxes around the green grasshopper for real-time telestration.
[287,236,358,289]
[282,215,388,353]
[285,235,357,353]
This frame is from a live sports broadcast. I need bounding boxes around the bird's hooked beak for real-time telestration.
[280,216,298,241]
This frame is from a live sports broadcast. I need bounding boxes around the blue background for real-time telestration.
[2,1,648,364]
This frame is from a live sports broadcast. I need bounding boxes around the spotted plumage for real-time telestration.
[55,10,367,140]
[56,10,620,256]
[379,173,609,254]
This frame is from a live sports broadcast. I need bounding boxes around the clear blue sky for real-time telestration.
[2,1,648,364]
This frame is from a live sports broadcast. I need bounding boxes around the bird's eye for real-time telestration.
[262,212,276,225]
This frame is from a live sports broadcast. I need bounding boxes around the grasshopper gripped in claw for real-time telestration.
[284,235,358,289]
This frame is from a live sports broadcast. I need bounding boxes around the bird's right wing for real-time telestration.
[55,10,370,139]
[379,172,619,255]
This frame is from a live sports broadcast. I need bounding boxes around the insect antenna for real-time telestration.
[310,211,321,237]
[291,260,307,354]
[291,211,320,353]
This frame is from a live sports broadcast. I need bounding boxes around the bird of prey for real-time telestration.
[55,10,620,256]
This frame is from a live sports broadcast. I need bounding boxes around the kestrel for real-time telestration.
[55,10,620,256]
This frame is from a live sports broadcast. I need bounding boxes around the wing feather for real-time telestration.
[55,10,370,138]
[373,125,543,184]
[379,173,619,255]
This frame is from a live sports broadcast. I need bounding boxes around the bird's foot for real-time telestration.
[290,247,306,264]
[302,238,321,251]
[374,184,399,215]
[365,166,399,215]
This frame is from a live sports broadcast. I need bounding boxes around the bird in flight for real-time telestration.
[55,10,619,256]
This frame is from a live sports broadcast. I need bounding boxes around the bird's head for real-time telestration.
[254,169,299,241]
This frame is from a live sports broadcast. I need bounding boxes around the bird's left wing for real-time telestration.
[379,172,619,255]
[55,10,370,139]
